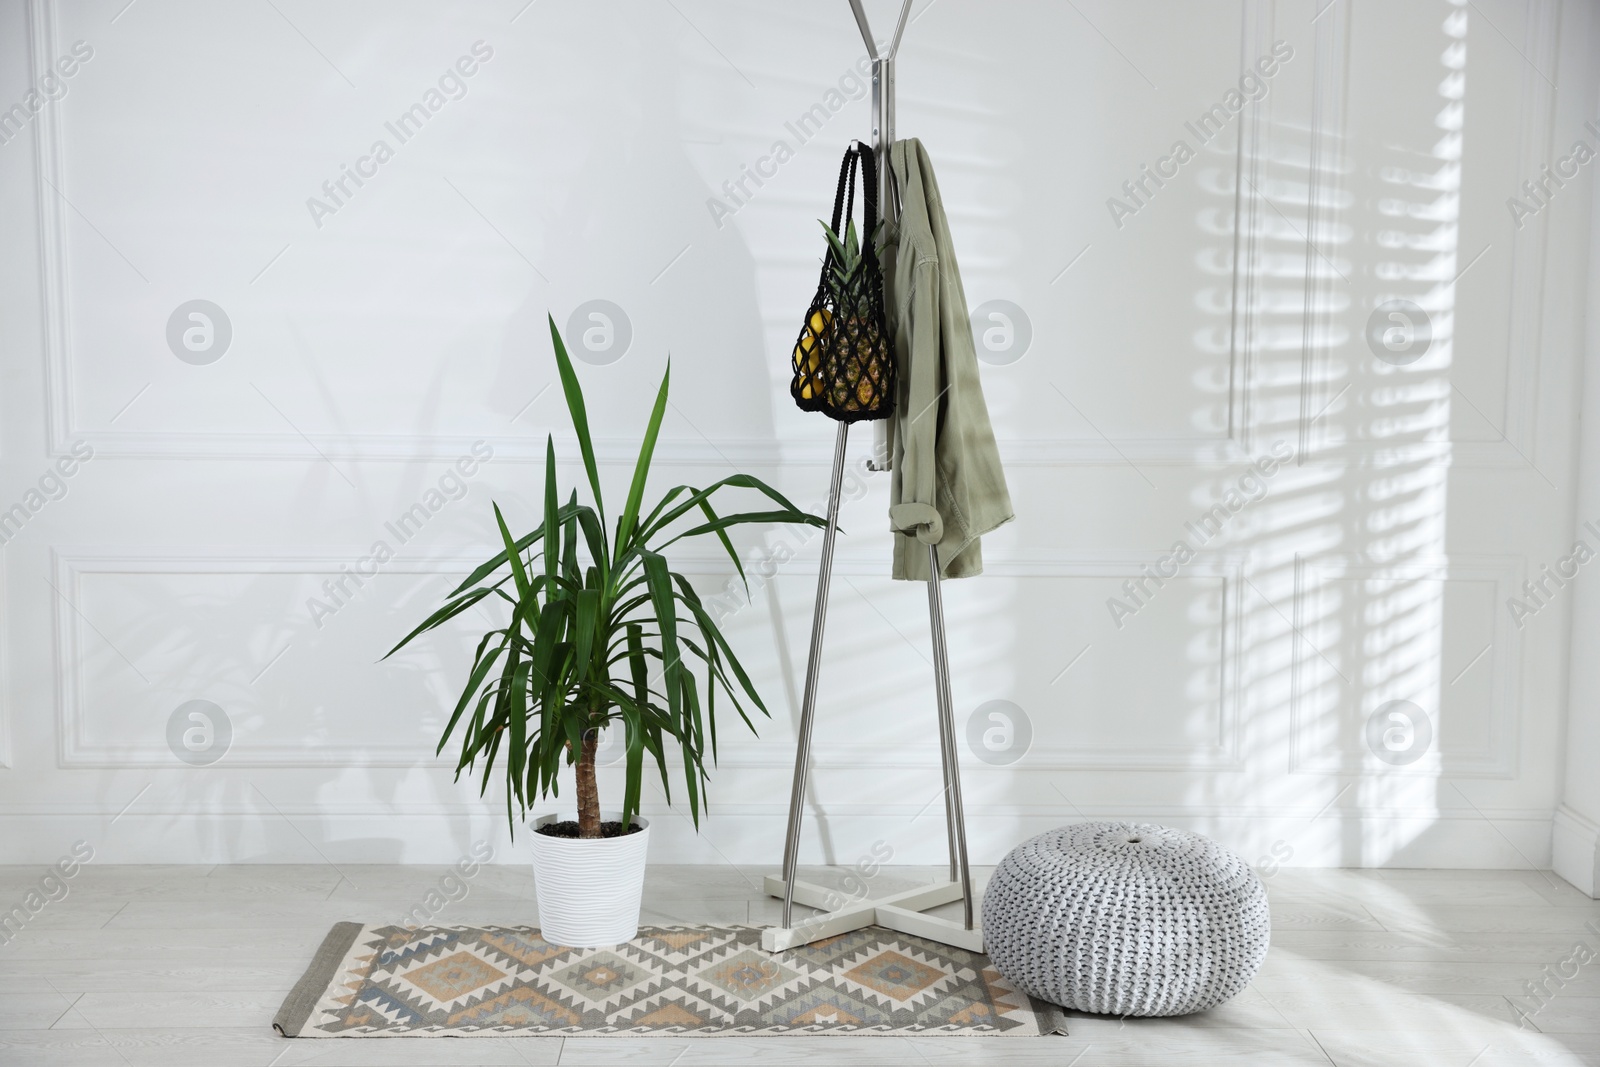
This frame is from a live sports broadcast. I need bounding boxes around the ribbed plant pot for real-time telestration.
[528,811,650,947]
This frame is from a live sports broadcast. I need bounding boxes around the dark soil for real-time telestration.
[536,820,643,839]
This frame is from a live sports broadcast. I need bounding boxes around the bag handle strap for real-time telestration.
[825,142,880,277]
[829,145,857,239]
[856,140,879,248]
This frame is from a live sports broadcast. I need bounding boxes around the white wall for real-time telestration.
[1556,77,1600,897]
[1,0,1596,875]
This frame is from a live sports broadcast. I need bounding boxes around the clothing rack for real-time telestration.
[761,0,980,954]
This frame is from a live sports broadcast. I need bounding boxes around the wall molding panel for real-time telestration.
[1,1,1587,867]
[1286,554,1523,780]
[49,548,1246,773]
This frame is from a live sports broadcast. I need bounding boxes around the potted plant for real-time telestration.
[389,316,823,946]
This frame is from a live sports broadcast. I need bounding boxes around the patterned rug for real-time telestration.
[274,923,1068,1037]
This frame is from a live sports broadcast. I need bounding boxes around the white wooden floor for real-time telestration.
[0,863,1597,1065]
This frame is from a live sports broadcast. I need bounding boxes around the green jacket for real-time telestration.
[883,138,1014,580]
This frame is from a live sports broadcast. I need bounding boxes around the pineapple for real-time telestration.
[791,218,888,411]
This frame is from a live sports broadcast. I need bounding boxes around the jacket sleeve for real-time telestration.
[887,142,944,545]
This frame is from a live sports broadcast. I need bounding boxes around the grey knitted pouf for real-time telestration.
[982,821,1270,1016]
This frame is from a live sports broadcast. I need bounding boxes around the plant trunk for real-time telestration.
[576,731,602,838]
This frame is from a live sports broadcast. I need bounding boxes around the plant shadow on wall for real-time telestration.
[473,0,834,851]
[474,1,887,868]
[389,318,823,846]
[480,0,777,448]
[75,358,514,865]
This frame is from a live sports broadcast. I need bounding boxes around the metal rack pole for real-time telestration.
[927,542,975,928]
[776,0,974,943]
[779,421,849,926]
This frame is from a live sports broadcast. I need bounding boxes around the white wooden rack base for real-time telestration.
[760,875,984,953]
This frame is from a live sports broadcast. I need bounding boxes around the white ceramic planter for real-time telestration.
[528,811,650,947]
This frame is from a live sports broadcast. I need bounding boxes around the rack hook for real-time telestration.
[847,0,914,62]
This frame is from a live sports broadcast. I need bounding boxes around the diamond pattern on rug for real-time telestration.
[547,951,660,1012]
[404,951,506,1003]
[842,949,944,1001]
[446,984,580,1029]
[700,948,801,1001]
[286,924,1064,1037]
[678,939,814,1014]
[609,989,732,1030]
[637,928,728,954]
[761,985,881,1028]
[832,941,969,1011]
[477,929,568,970]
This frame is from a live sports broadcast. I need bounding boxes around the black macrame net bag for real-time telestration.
[790,142,895,423]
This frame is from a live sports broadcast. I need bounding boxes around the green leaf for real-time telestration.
[672,574,767,716]
[820,218,848,263]
[447,503,579,597]
[494,502,532,602]
[636,485,688,542]
[622,624,649,829]
[640,474,818,541]
[661,509,826,549]
[573,588,601,685]
[691,496,747,595]
[607,592,654,626]
[508,658,531,809]
[562,491,580,584]
[640,550,682,736]
[383,584,498,659]
[437,642,506,755]
[505,776,516,839]
[575,507,609,586]
[615,361,671,562]
[544,437,559,583]
[548,314,606,527]
[528,601,568,788]
[679,667,703,826]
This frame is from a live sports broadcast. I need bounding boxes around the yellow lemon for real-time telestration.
[793,339,817,398]
[793,308,833,399]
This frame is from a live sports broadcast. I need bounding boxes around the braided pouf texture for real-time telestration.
[982,821,1270,1016]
